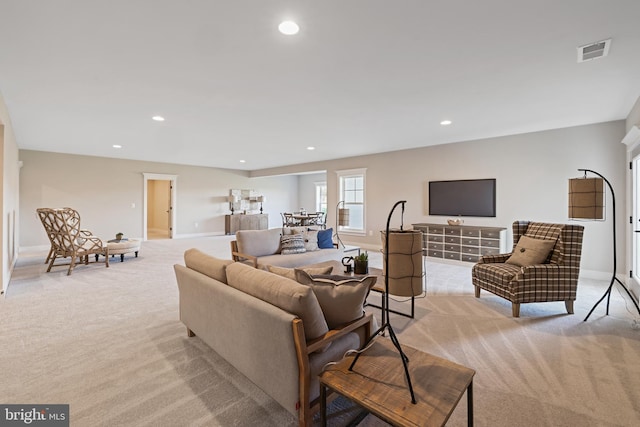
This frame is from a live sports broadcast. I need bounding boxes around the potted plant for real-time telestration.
[115,232,124,241]
[353,251,369,274]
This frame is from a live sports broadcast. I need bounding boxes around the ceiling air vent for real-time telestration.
[577,38,611,63]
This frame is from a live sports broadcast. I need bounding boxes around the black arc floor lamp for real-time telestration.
[570,169,640,320]
[348,200,416,404]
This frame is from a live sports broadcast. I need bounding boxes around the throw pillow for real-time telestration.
[267,264,333,281]
[295,270,377,329]
[280,234,306,255]
[505,235,556,267]
[317,228,334,249]
[304,229,319,252]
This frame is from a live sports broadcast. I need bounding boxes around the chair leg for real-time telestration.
[474,286,480,298]
[565,300,574,314]
[67,257,77,276]
[512,303,520,317]
[45,247,53,264]
[46,254,56,272]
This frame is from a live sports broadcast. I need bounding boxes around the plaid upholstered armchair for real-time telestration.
[472,221,584,317]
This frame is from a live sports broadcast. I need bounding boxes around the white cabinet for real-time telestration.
[412,223,507,263]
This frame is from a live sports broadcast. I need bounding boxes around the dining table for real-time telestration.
[291,213,320,226]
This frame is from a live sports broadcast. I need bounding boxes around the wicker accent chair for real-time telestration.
[472,221,584,317]
[37,207,109,275]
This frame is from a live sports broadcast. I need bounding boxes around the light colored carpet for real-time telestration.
[2,236,640,426]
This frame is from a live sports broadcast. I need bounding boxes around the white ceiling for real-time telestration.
[1,1,640,171]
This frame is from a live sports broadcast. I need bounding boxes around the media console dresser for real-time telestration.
[412,223,507,263]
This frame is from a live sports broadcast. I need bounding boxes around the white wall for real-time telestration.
[298,173,326,213]
[19,150,298,248]
[16,120,630,276]
[259,121,627,276]
[0,92,20,293]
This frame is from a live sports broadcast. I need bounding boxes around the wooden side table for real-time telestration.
[319,339,475,427]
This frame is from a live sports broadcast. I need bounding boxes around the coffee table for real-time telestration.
[319,338,475,426]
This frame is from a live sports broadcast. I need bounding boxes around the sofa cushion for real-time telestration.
[267,264,333,281]
[280,234,306,255]
[256,248,344,269]
[317,228,334,249]
[184,248,233,284]
[506,236,556,267]
[236,228,282,257]
[225,262,330,345]
[295,270,377,329]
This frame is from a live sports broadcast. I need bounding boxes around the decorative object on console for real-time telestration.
[571,169,640,320]
[447,218,464,226]
[228,195,240,214]
[257,195,266,214]
[334,201,350,248]
[349,200,417,405]
[116,232,124,241]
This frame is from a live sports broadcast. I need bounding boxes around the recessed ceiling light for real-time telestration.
[239,159,246,163]
[278,21,299,35]
[152,116,165,122]
[113,144,122,149]
[440,120,452,126]
[307,146,315,150]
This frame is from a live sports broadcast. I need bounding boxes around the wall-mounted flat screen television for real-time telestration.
[428,179,496,217]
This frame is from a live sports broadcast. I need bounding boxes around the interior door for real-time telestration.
[631,155,640,297]
[147,179,171,239]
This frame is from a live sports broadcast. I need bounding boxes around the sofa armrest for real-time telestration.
[477,253,512,264]
[304,313,373,354]
[519,264,579,285]
[230,240,258,268]
[292,312,373,425]
[510,264,579,303]
[231,251,258,268]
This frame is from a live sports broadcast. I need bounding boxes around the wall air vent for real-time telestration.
[577,38,611,63]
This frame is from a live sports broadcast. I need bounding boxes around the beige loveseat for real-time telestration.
[230,227,345,268]
[174,249,374,426]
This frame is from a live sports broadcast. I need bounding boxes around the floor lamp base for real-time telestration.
[584,276,640,321]
[348,322,417,404]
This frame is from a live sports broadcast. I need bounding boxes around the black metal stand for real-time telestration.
[349,200,416,404]
[581,169,640,321]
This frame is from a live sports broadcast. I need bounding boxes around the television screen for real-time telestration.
[428,179,496,217]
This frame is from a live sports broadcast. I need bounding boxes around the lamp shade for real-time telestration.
[568,177,604,220]
[257,195,265,203]
[381,230,423,297]
[338,208,350,226]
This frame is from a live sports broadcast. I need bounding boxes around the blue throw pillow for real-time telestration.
[317,228,334,249]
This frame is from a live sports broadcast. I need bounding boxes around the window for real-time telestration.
[337,168,366,234]
[315,182,327,213]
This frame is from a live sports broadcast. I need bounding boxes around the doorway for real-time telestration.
[143,173,177,241]
[631,155,640,298]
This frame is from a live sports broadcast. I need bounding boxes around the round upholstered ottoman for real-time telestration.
[106,239,141,262]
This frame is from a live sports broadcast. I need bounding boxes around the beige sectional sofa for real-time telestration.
[230,227,345,268]
[173,248,374,426]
